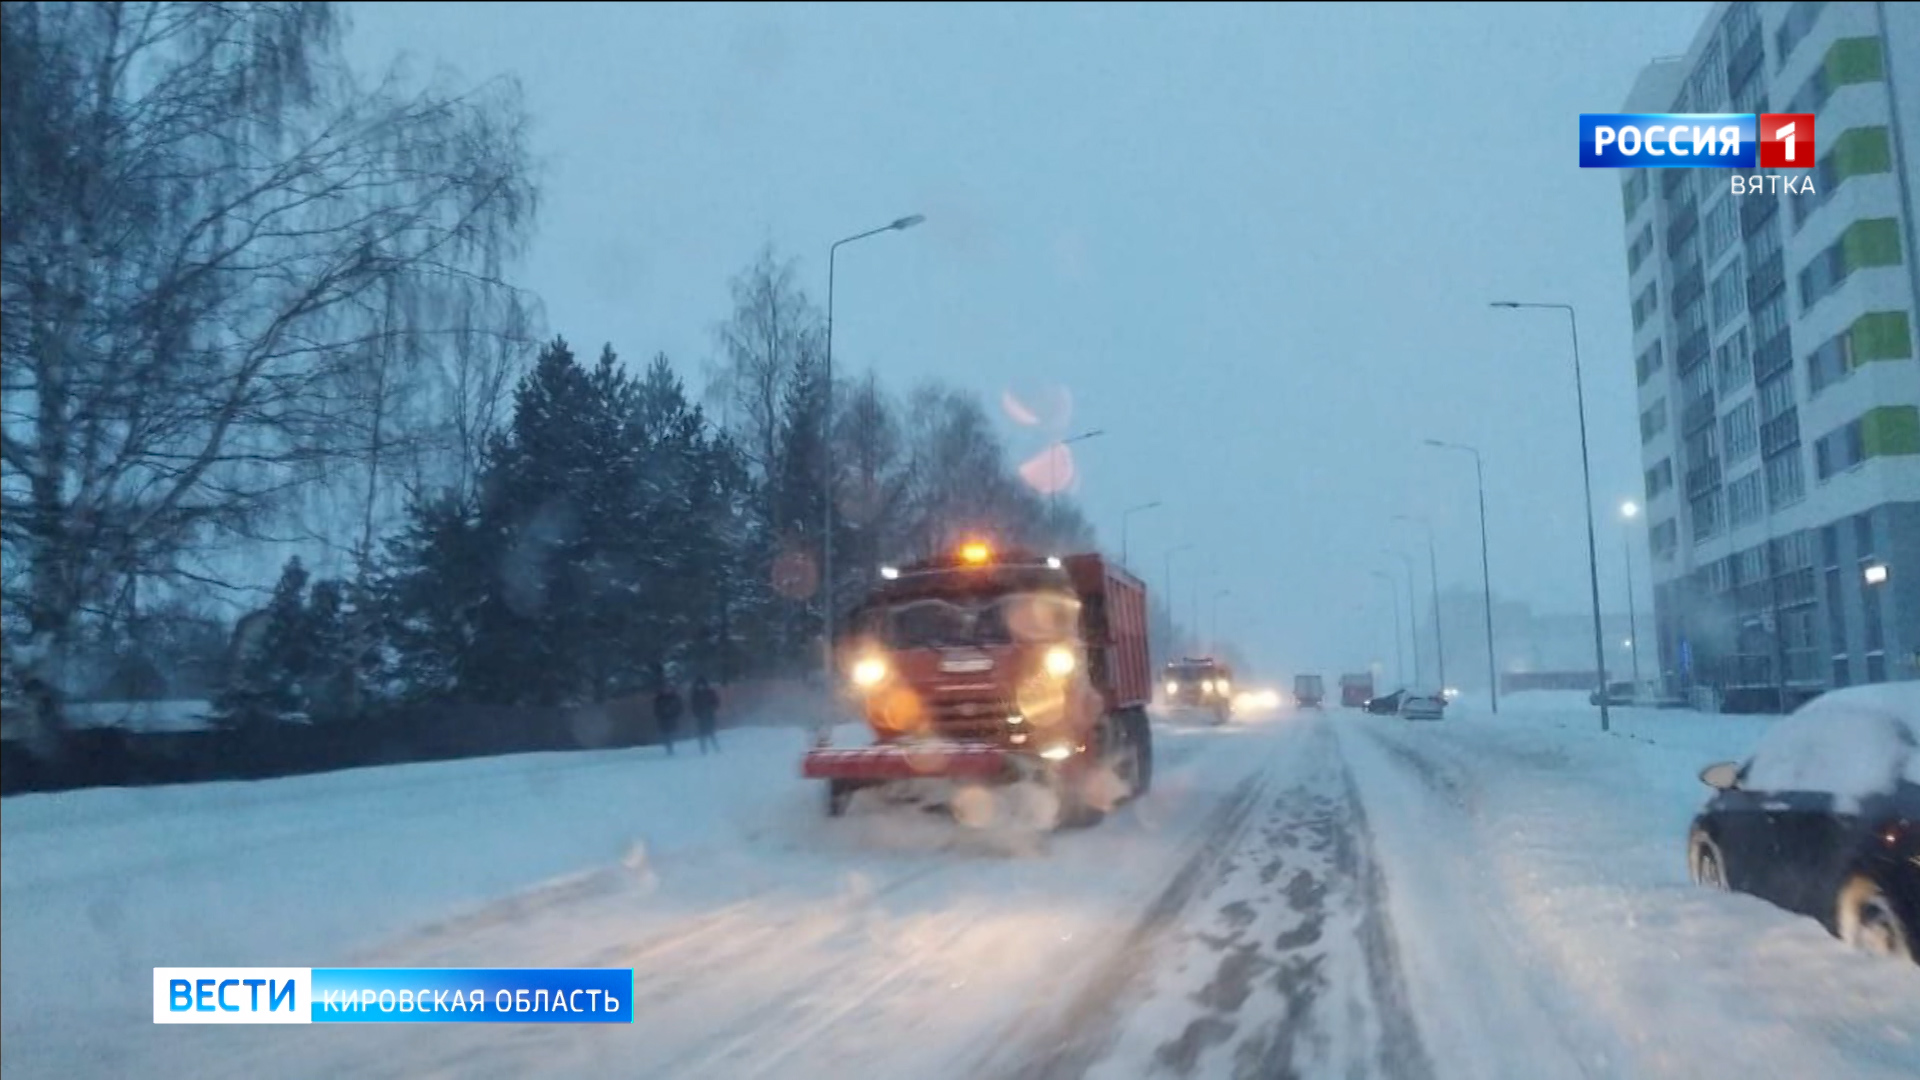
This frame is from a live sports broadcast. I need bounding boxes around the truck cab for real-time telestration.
[1162,657,1233,723]
[804,541,1154,828]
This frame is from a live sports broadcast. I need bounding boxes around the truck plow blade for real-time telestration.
[802,743,1014,782]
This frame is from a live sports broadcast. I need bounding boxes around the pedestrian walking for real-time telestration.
[653,677,684,756]
[691,676,721,754]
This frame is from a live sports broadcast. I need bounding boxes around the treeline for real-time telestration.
[215,256,1097,725]
[1,2,1099,745]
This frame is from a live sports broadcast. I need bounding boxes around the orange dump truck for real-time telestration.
[802,542,1154,828]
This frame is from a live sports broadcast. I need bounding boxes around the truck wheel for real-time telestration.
[1129,708,1154,797]
[826,780,856,817]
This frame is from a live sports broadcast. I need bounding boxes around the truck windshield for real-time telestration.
[885,592,1080,649]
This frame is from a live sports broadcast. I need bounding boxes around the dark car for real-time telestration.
[1687,686,1920,963]
[1364,689,1405,715]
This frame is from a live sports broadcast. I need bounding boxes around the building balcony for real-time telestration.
[1682,394,1718,435]
[1740,192,1778,238]
[1666,204,1700,258]
[1752,330,1793,383]
[1761,407,1800,458]
[1746,251,1785,305]
[1685,458,1723,498]
[1671,266,1706,312]
[1727,34,1763,94]
[1677,329,1711,370]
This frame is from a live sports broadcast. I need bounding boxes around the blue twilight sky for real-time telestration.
[344,0,1712,678]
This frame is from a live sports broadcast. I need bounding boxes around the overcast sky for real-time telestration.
[345,0,1712,679]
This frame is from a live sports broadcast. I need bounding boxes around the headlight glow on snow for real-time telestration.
[851,656,887,688]
[1044,646,1076,677]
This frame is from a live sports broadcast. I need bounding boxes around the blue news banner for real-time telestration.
[154,968,634,1024]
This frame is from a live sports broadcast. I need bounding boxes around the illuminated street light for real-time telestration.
[1865,563,1890,586]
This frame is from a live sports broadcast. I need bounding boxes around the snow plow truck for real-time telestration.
[802,541,1154,828]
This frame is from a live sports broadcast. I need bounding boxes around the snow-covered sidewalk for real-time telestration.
[1335,694,1920,1080]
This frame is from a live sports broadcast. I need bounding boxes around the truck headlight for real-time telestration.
[1165,680,1179,695]
[1201,679,1215,695]
[1216,679,1231,696]
[1039,743,1074,761]
[851,656,887,688]
[1044,646,1076,677]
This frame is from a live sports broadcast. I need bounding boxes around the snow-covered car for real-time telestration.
[1399,694,1445,721]
[1687,685,1920,963]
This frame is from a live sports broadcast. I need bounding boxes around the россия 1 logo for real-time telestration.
[1579,113,1814,169]
[1580,112,1815,195]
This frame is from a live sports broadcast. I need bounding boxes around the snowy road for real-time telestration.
[5,696,1919,1079]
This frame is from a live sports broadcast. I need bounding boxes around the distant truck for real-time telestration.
[1339,672,1375,709]
[1293,674,1325,709]
[1163,656,1234,724]
[803,541,1153,828]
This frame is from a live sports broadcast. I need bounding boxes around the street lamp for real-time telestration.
[1371,570,1405,687]
[1619,500,1643,692]
[1425,439,1498,713]
[1120,500,1162,568]
[1393,514,1446,692]
[1864,563,1889,586]
[1491,300,1612,732]
[824,213,924,681]
[1381,549,1421,686]
[1050,428,1106,518]
[1164,543,1195,657]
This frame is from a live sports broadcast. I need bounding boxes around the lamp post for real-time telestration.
[1120,501,1162,569]
[824,214,924,681]
[1372,570,1405,687]
[1620,500,1644,692]
[1049,429,1105,525]
[1165,543,1194,657]
[1381,549,1421,686]
[1393,514,1446,692]
[1491,300,1611,732]
[1425,439,1498,712]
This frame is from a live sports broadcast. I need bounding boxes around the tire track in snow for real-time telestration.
[988,768,1272,1080]
[1055,717,1435,1080]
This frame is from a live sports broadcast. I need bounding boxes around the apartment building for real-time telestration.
[1620,1,1920,708]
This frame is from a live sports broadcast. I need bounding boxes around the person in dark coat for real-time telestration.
[653,680,684,756]
[690,677,720,754]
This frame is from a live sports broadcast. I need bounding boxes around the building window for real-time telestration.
[1806,332,1853,395]
[1747,217,1783,269]
[1711,259,1747,329]
[1645,458,1673,500]
[1633,282,1661,330]
[1716,327,1751,388]
[1704,197,1739,261]
[1813,418,1865,480]
[1775,2,1826,71]
[1722,399,1758,462]
[1622,170,1649,221]
[1651,519,1679,561]
[1758,370,1794,423]
[1637,339,1665,385]
[1676,293,1707,342]
[1641,398,1668,443]
[1726,470,1764,528]
[1752,291,1789,346]
[1689,490,1721,543]
[1765,447,1805,506]
[1628,224,1655,273]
